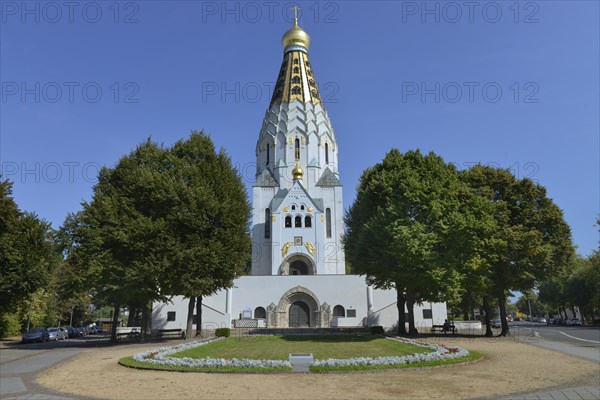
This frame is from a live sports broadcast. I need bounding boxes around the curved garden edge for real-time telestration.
[118,334,483,374]
[118,351,484,374]
[117,357,292,374]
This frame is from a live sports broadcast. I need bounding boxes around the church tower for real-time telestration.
[252,16,345,276]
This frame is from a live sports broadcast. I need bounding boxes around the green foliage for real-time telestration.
[0,178,59,320]
[215,328,231,337]
[62,132,251,340]
[369,326,385,335]
[0,312,21,338]
[516,290,548,316]
[344,149,465,334]
[459,165,574,335]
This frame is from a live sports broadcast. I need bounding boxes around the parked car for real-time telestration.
[492,318,502,328]
[514,317,521,322]
[89,325,102,335]
[566,318,581,326]
[66,327,78,338]
[538,317,547,324]
[47,327,67,341]
[22,327,49,343]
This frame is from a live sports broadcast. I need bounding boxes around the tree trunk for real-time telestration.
[396,287,407,336]
[110,304,119,343]
[185,297,195,340]
[406,294,417,335]
[145,300,152,338]
[497,291,509,336]
[127,306,137,327]
[195,295,203,337]
[482,297,493,337]
[140,304,149,342]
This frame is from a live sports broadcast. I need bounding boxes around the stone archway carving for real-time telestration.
[267,286,330,328]
[279,254,316,275]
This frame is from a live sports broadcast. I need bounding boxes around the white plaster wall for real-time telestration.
[152,276,448,331]
[370,288,448,330]
[152,290,230,334]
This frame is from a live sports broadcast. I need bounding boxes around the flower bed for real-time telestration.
[125,335,473,373]
[311,336,469,368]
[132,338,293,370]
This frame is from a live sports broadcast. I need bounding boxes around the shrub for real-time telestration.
[215,328,231,337]
[0,312,22,338]
[370,326,385,335]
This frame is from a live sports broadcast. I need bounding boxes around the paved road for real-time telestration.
[510,322,600,344]
[1,336,107,399]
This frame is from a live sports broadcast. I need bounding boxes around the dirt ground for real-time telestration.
[38,336,599,400]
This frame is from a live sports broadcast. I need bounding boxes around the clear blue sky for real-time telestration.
[1,1,598,256]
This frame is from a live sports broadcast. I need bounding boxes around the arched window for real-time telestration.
[291,86,301,94]
[264,209,271,239]
[266,143,270,165]
[293,58,299,64]
[292,76,301,84]
[285,216,292,228]
[291,205,296,211]
[305,215,312,228]
[325,142,329,164]
[333,305,345,317]
[326,208,332,238]
[295,215,302,228]
[295,138,300,160]
[301,205,305,210]
[293,67,299,73]
[254,307,266,319]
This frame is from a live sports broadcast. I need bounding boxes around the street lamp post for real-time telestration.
[527,298,535,332]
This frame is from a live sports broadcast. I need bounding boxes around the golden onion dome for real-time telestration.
[282,19,310,51]
[292,163,304,180]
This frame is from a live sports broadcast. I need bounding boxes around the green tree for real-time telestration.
[515,290,548,317]
[344,149,463,335]
[0,178,57,320]
[162,132,251,338]
[563,254,599,323]
[63,140,175,341]
[462,165,574,336]
[63,132,251,341]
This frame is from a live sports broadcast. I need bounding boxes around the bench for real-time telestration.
[157,329,185,339]
[431,324,456,334]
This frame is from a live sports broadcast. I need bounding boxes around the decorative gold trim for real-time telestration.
[305,242,315,256]
[283,206,289,213]
[281,242,291,257]
[307,206,313,212]
[271,216,276,222]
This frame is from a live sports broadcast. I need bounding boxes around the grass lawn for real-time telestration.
[171,334,432,360]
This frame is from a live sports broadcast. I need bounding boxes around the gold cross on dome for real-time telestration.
[292,5,300,22]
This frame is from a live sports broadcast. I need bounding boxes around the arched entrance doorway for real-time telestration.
[289,260,309,275]
[289,301,310,327]
[279,254,316,275]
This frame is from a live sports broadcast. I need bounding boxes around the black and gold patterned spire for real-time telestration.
[270,8,321,106]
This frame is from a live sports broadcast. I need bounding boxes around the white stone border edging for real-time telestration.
[133,337,293,369]
[131,335,469,371]
[311,336,469,368]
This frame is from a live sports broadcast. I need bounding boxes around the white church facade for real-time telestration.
[152,19,447,332]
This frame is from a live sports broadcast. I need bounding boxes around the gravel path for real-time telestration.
[37,336,600,400]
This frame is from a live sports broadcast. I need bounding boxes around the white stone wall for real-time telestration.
[252,99,345,276]
[152,275,446,332]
